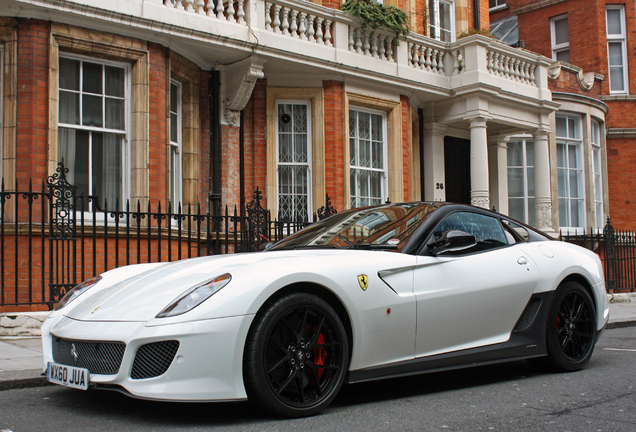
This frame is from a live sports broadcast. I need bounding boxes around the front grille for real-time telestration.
[130,340,180,380]
[52,336,126,375]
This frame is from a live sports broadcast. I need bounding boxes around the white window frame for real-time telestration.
[606,5,628,94]
[429,0,455,42]
[169,80,183,207]
[507,136,534,226]
[489,0,506,11]
[276,100,313,223]
[556,114,585,230]
[551,14,570,62]
[591,119,604,228]
[349,106,388,208]
[57,53,131,213]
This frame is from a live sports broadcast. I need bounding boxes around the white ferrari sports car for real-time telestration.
[42,202,609,417]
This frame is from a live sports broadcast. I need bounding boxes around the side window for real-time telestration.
[432,212,509,253]
[502,219,530,243]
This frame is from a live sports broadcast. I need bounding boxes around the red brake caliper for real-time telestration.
[313,332,326,380]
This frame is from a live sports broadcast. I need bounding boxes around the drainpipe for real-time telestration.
[418,108,425,201]
[240,110,245,218]
[209,71,222,217]
[474,0,480,29]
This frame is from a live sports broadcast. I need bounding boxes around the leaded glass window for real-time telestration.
[58,55,128,210]
[349,108,387,208]
[277,102,311,222]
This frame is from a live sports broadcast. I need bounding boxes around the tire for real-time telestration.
[532,281,597,372]
[243,293,349,417]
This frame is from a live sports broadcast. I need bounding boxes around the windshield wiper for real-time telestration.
[349,243,398,250]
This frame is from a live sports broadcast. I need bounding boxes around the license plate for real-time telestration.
[47,362,89,390]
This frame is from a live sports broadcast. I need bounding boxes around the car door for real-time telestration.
[413,211,539,358]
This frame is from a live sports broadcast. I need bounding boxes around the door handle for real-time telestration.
[517,256,528,265]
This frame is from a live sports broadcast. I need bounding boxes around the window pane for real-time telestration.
[293,105,307,133]
[58,128,89,196]
[607,9,622,35]
[92,133,123,208]
[170,113,178,143]
[83,62,103,95]
[507,167,524,197]
[105,66,124,97]
[508,197,524,222]
[554,18,569,45]
[440,1,452,32]
[610,67,625,92]
[350,138,357,165]
[557,143,566,167]
[278,104,292,133]
[105,98,125,130]
[59,91,80,125]
[556,50,570,63]
[279,134,293,162]
[171,84,178,113]
[608,42,624,66]
[82,94,103,127]
[558,168,567,197]
[559,198,568,227]
[507,141,522,166]
[294,134,308,163]
[556,117,567,138]
[59,58,80,91]
[568,118,576,138]
[372,141,383,169]
[526,142,534,166]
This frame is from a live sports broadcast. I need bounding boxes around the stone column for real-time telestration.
[490,136,510,214]
[470,117,490,208]
[423,122,447,201]
[533,130,554,232]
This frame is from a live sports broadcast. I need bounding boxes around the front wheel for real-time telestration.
[243,293,349,417]
[532,281,597,372]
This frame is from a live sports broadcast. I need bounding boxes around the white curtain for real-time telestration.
[58,128,76,185]
[100,133,122,208]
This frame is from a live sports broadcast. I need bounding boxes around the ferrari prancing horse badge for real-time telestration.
[358,274,369,291]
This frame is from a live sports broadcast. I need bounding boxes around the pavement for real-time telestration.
[1,294,635,391]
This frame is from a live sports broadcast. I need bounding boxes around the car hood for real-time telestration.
[63,249,410,323]
[64,252,280,322]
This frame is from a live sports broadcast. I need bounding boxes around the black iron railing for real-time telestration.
[559,218,635,293]
[0,162,338,310]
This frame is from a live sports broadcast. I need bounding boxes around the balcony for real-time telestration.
[2,0,552,111]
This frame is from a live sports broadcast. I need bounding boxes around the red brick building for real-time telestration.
[491,0,633,229]
[0,0,587,310]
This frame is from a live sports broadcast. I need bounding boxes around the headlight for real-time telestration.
[55,276,102,311]
[156,273,232,318]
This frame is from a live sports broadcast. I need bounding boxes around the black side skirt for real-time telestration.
[348,291,553,384]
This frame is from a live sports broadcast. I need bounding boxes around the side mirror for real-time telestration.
[261,242,274,251]
[428,230,477,256]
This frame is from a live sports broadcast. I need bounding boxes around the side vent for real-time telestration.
[514,298,542,331]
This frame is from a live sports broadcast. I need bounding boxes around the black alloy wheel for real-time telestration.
[533,281,597,372]
[243,293,349,417]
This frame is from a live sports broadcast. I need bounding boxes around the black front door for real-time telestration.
[444,137,471,204]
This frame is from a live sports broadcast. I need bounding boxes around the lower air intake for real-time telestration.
[130,340,180,380]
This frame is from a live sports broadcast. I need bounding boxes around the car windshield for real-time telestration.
[269,202,441,252]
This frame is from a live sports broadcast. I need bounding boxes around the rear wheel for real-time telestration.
[531,281,596,372]
[243,293,349,417]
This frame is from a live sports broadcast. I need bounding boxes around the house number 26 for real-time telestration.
[436,183,444,190]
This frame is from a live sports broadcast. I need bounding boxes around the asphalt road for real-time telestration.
[1,326,635,432]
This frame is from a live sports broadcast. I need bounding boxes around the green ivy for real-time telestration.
[342,0,410,39]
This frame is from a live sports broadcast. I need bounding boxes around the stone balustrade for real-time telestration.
[265,1,333,46]
[487,48,537,86]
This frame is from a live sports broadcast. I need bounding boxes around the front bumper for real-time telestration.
[41,313,254,401]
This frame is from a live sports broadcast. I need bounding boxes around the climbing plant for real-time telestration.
[342,0,410,39]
